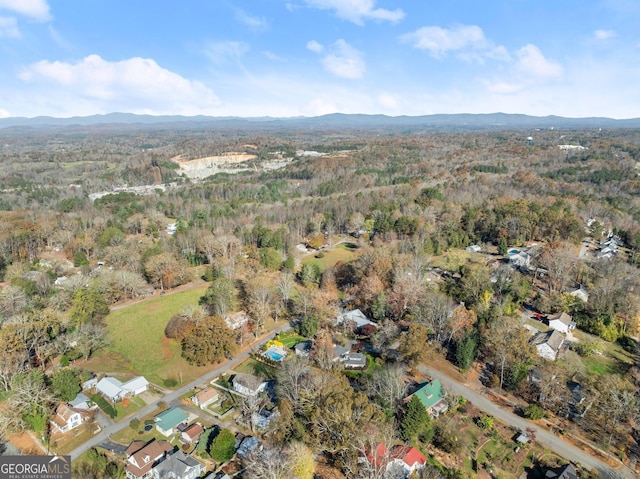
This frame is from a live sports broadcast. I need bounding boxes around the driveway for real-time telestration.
[420,365,635,479]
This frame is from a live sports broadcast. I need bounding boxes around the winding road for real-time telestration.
[421,366,635,479]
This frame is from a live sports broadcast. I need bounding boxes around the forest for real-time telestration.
[0,122,639,479]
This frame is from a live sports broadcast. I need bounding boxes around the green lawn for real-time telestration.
[234,358,278,379]
[96,284,214,386]
[115,396,146,420]
[572,330,637,376]
[301,241,359,272]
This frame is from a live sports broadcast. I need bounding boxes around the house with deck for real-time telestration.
[406,379,448,418]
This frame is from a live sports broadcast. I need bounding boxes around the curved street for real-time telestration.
[421,366,635,479]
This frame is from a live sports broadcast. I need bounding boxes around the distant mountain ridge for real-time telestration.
[1,112,639,130]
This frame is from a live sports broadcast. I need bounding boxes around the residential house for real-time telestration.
[408,379,448,418]
[363,443,427,479]
[181,423,204,444]
[191,387,219,409]
[96,376,149,402]
[547,312,575,334]
[50,403,91,434]
[545,463,578,479]
[154,407,188,437]
[341,352,367,370]
[531,330,565,361]
[125,439,173,479]
[252,408,279,431]
[69,392,93,410]
[232,373,268,397]
[509,251,532,270]
[337,309,377,332]
[151,450,202,479]
[567,285,588,303]
[236,435,262,459]
[224,311,250,330]
[466,245,481,253]
[294,340,312,357]
[391,445,427,476]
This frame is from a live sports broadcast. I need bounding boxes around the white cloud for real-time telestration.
[0,0,50,21]
[303,97,338,116]
[204,41,249,65]
[0,15,19,38]
[400,24,510,62]
[377,93,398,111]
[594,29,616,40]
[306,40,324,53]
[235,9,268,31]
[18,55,220,115]
[0,108,10,118]
[319,39,365,79]
[482,81,524,94]
[304,0,404,26]
[516,44,563,78]
[263,51,286,62]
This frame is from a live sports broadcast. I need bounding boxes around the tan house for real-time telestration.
[125,439,173,479]
[191,387,219,409]
[181,423,204,444]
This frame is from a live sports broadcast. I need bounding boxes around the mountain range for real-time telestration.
[1,112,639,131]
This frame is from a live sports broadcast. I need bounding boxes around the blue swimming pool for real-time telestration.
[507,248,520,255]
[264,349,284,361]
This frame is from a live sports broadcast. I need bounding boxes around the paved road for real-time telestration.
[68,322,291,459]
[421,366,635,479]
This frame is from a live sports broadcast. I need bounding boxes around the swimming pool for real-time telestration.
[263,349,284,361]
[507,248,520,255]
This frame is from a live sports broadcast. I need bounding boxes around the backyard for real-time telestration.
[301,241,359,272]
[86,283,213,386]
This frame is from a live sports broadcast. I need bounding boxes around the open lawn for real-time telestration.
[234,358,278,379]
[301,241,359,272]
[430,249,490,271]
[573,330,637,376]
[92,284,214,386]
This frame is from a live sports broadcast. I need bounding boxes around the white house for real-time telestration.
[96,377,125,402]
[96,376,149,402]
[232,373,268,396]
[531,330,565,361]
[567,285,588,303]
[548,312,575,334]
[50,404,91,434]
[224,311,250,330]
[337,309,377,330]
[191,387,220,409]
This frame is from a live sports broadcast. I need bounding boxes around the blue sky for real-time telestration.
[0,0,638,119]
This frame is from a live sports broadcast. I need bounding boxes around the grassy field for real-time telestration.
[301,241,360,272]
[572,330,637,376]
[92,284,214,386]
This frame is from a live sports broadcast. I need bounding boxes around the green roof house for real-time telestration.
[410,379,448,418]
[155,407,188,436]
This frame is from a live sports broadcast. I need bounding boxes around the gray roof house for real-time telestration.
[531,330,565,361]
[151,450,203,479]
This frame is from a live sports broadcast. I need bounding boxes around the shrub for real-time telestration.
[129,418,141,430]
[524,404,545,420]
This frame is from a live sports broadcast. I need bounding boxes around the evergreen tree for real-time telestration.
[454,333,478,371]
[69,288,110,325]
[400,395,432,443]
